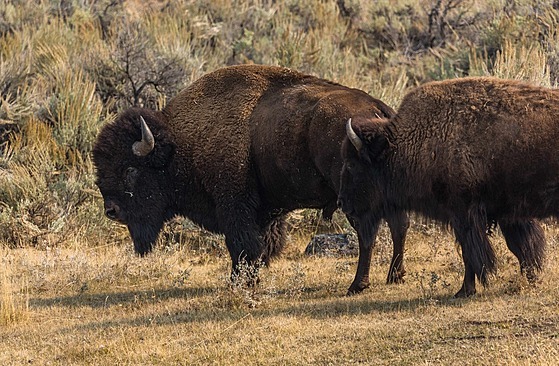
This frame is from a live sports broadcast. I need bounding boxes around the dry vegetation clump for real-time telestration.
[1,0,559,364]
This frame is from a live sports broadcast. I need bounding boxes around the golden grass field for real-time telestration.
[2,219,558,365]
[2,0,559,364]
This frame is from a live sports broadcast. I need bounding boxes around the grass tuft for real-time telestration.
[0,249,29,326]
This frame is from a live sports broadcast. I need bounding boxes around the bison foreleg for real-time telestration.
[454,258,478,298]
[219,203,267,287]
[499,219,546,283]
[347,215,381,295]
[385,210,410,284]
[451,205,497,298]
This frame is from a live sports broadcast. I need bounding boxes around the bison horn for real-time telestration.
[132,116,155,156]
[346,118,363,151]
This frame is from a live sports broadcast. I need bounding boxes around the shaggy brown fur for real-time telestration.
[93,64,408,287]
[339,77,550,297]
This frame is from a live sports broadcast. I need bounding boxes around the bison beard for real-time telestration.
[128,221,164,256]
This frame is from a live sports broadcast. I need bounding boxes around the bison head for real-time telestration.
[338,117,390,241]
[93,108,176,255]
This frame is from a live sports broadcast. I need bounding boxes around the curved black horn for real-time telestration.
[346,118,363,151]
[132,116,155,156]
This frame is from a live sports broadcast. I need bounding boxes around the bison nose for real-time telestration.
[104,201,121,221]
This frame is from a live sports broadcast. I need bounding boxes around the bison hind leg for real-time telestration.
[452,204,497,296]
[499,219,546,283]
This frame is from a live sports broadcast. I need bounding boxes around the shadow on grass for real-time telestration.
[29,286,218,309]
[29,283,474,336]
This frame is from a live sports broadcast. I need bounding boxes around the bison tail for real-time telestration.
[453,204,497,286]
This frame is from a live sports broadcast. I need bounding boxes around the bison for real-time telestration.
[92,64,409,289]
[338,77,549,297]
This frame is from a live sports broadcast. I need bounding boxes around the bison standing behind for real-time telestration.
[93,64,409,289]
[338,77,549,297]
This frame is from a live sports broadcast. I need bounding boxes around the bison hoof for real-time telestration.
[523,267,539,284]
[346,281,370,296]
[386,271,406,285]
[454,287,476,298]
[229,275,260,289]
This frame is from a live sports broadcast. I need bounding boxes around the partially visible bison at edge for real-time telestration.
[92,64,409,290]
[338,77,549,297]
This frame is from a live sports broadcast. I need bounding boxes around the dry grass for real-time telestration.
[1,222,558,365]
[0,248,29,326]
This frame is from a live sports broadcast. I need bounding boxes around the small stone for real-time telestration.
[304,233,358,257]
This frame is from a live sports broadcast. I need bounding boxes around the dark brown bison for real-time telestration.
[338,77,549,297]
[93,64,409,288]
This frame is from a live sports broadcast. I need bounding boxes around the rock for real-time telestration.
[304,233,358,257]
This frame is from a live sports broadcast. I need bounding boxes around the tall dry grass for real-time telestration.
[0,248,29,325]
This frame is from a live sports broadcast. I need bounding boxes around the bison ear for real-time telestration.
[364,132,389,162]
[146,141,175,168]
[346,118,388,164]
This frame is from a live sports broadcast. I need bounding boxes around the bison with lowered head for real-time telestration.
[338,77,549,297]
[93,64,409,289]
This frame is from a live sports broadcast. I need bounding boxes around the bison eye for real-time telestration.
[125,167,140,189]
